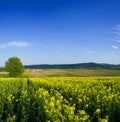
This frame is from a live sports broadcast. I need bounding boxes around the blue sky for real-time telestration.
[0,0,120,66]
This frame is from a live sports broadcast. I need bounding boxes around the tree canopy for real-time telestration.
[5,57,24,77]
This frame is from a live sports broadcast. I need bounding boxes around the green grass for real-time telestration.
[20,71,30,78]
[1,69,120,78]
[63,69,120,76]
[0,71,30,78]
[0,74,9,78]
[64,69,91,72]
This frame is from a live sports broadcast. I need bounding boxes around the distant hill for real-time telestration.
[24,62,120,70]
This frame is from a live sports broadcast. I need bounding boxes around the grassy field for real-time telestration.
[28,69,120,77]
[0,72,9,77]
[1,69,120,78]
[0,71,29,78]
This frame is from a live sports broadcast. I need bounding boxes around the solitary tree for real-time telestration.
[5,57,24,77]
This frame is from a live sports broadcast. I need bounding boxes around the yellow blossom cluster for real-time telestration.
[0,77,120,121]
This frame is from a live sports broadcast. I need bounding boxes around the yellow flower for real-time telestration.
[78,98,82,103]
[16,99,18,102]
[95,109,101,114]
[51,97,55,101]
[49,102,54,107]
[79,110,86,115]
[7,94,14,102]
[85,104,89,108]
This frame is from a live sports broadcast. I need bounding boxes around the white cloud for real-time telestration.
[116,24,120,31]
[112,45,119,50]
[114,31,120,36]
[0,41,30,48]
[111,24,120,36]
[116,40,120,43]
[111,24,120,46]
[86,50,97,54]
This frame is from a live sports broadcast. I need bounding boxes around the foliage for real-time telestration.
[20,71,30,78]
[0,77,120,121]
[5,57,24,77]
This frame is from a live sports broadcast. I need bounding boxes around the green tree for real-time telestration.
[5,57,24,77]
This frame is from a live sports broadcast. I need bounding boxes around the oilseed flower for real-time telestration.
[0,77,120,121]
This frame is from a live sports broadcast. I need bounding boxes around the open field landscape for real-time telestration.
[0,66,120,122]
[0,77,120,122]
[1,0,120,121]
[1,69,120,78]
[0,68,120,122]
[28,69,120,77]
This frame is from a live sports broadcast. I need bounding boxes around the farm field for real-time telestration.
[1,69,120,78]
[0,77,120,122]
[29,69,120,77]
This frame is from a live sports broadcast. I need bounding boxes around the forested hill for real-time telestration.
[24,63,120,70]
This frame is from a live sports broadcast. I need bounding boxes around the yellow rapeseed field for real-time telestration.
[0,77,120,122]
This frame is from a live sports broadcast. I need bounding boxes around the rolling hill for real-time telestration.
[25,62,120,70]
